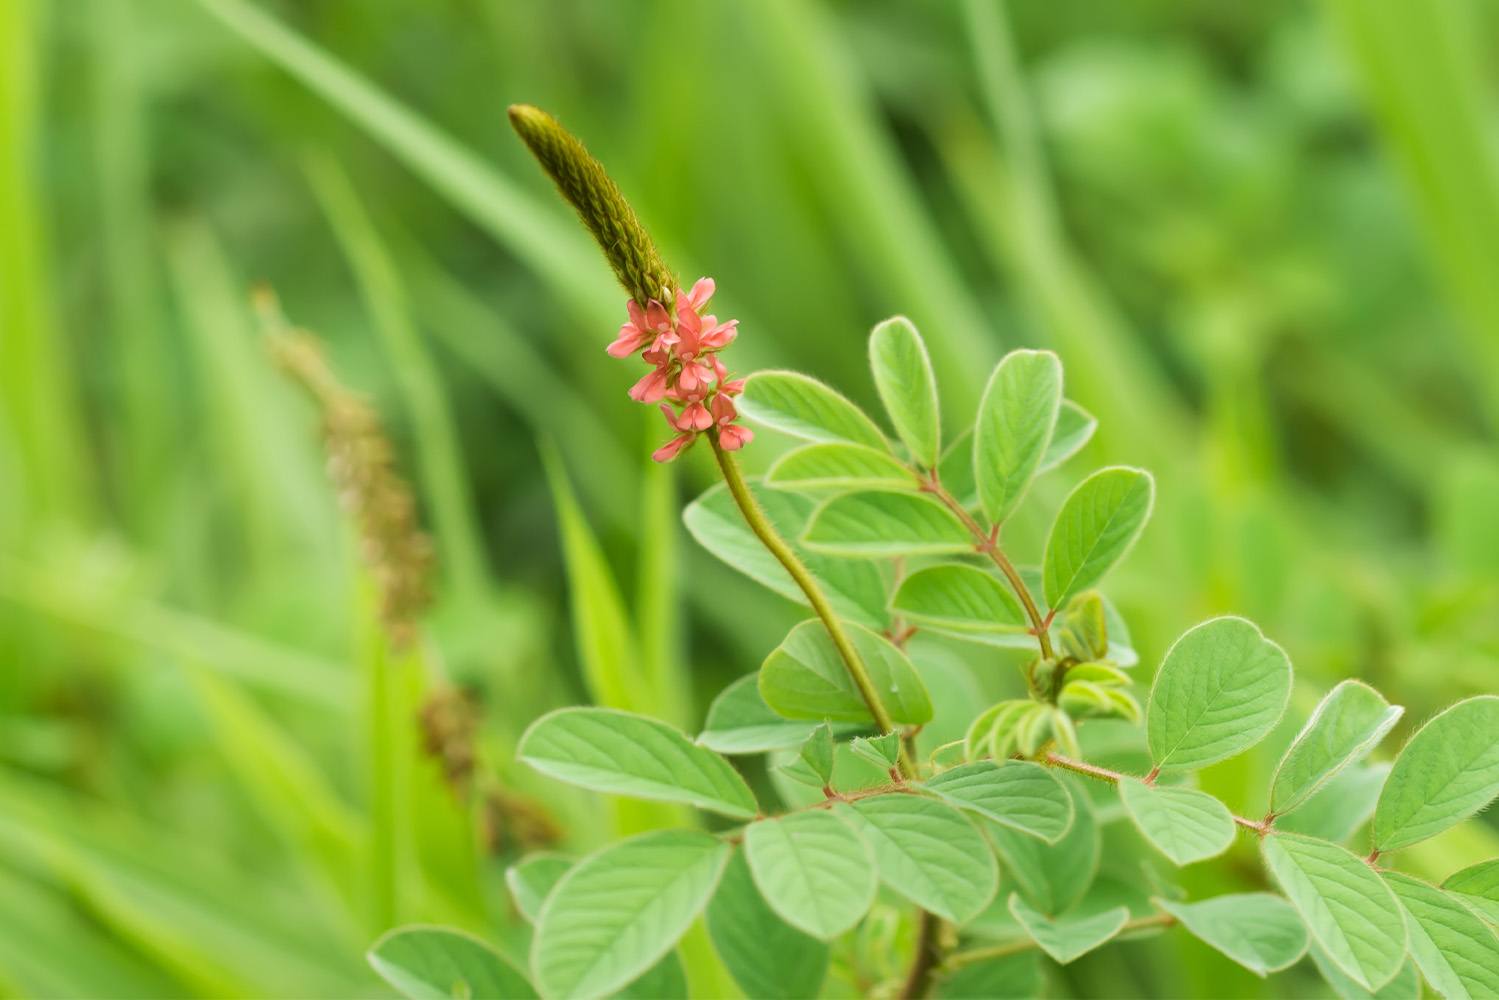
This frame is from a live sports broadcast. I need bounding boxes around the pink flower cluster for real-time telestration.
[608,277,754,462]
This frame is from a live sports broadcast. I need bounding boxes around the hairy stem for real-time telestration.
[900,909,942,998]
[711,438,914,778]
[945,911,1177,970]
[1044,753,1268,833]
[921,477,1055,659]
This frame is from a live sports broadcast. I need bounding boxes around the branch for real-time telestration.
[945,911,1176,970]
[1044,753,1270,834]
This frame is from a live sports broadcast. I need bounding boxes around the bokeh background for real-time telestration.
[3,0,1498,996]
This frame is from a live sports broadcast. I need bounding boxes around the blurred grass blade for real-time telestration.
[306,154,490,608]
[636,458,690,728]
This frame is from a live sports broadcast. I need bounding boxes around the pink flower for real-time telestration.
[680,277,715,313]
[717,424,753,450]
[608,299,672,358]
[652,433,695,463]
[629,363,671,403]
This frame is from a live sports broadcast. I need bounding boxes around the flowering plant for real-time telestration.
[363,107,1499,1000]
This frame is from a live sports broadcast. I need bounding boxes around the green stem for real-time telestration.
[710,437,913,778]
[1044,752,1267,834]
[945,911,1177,970]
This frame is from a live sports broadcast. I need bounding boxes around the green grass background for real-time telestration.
[2,0,1498,996]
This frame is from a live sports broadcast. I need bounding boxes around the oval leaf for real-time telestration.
[841,794,999,924]
[1311,949,1420,1000]
[1271,681,1403,816]
[759,620,932,725]
[739,370,888,450]
[1118,779,1235,866]
[1373,695,1499,853]
[802,491,972,557]
[1008,895,1128,965]
[924,761,1073,843]
[1146,616,1293,772]
[698,675,824,755]
[1156,893,1308,976]
[705,850,828,1000]
[1042,466,1154,610]
[1444,860,1499,926]
[744,811,877,940]
[506,853,573,924]
[1276,762,1390,843]
[869,317,940,466]
[518,708,758,819]
[684,481,890,629]
[1039,400,1097,473]
[765,442,917,495]
[1383,871,1499,999]
[986,778,1099,915]
[1260,832,1406,991]
[974,349,1063,524]
[891,564,1026,633]
[369,926,537,1000]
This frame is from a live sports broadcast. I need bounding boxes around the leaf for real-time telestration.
[1270,680,1403,816]
[1117,779,1235,866]
[849,732,902,771]
[869,317,941,466]
[739,370,889,450]
[1444,860,1499,926]
[532,830,729,999]
[935,951,1043,999]
[1041,466,1154,609]
[1156,893,1308,976]
[1007,895,1128,964]
[1373,695,1499,853]
[1383,871,1499,999]
[368,926,537,1000]
[764,442,917,495]
[614,953,687,1000]
[506,853,573,924]
[518,708,758,819]
[973,349,1063,523]
[744,811,877,940]
[798,724,836,786]
[683,481,890,629]
[801,491,972,557]
[890,564,1026,633]
[1260,832,1406,991]
[705,850,828,1000]
[924,761,1074,843]
[987,778,1100,915]
[759,620,933,725]
[1311,949,1420,1000]
[1039,400,1097,473]
[697,675,824,754]
[1277,763,1391,842]
[840,793,999,924]
[1146,616,1293,772]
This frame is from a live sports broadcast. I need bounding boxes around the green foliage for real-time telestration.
[1382,871,1499,998]
[759,620,932,725]
[924,761,1073,842]
[868,317,941,467]
[891,564,1026,633]
[802,491,971,556]
[368,926,536,1000]
[517,708,758,819]
[1007,895,1129,964]
[705,851,828,999]
[1117,779,1235,866]
[697,675,826,754]
[974,349,1063,524]
[839,794,998,923]
[1270,681,1403,817]
[1042,466,1154,609]
[766,443,917,495]
[1372,695,1499,853]
[798,724,837,786]
[1156,894,1308,977]
[744,812,877,940]
[1443,860,1499,926]
[739,371,889,450]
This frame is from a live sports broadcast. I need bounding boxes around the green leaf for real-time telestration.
[924,761,1074,843]
[683,482,890,629]
[614,953,687,1000]
[1146,616,1293,772]
[506,853,573,924]
[1444,860,1499,926]
[765,442,917,495]
[518,708,758,819]
[698,675,825,755]
[1056,591,1108,661]
[1277,763,1390,842]
[1311,949,1420,1000]
[744,811,877,940]
[759,620,933,725]
[1117,779,1235,866]
[1383,871,1499,999]
[987,778,1100,915]
[798,724,836,786]
[1156,893,1308,976]
[1007,895,1128,964]
[890,564,1026,633]
[935,952,1043,999]
[849,732,902,771]
[1373,695,1499,853]
[1041,466,1154,609]
[739,370,889,450]
[1270,681,1403,816]
[802,491,972,557]
[840,793,999,924]
[973,349,1062,523]
[705,850,828,1000]
[1039,401,1097,473]
[869,317,941,466]
[532,830,729,999]
[369,926,537,1000]
[1260,832,1406,991]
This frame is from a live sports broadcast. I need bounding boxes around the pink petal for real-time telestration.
[680,402,713,431]
[607,324,647,358]
[627,300,646,327]
[718,424,753,451]
[652,433,695,463]
[721,377,746,396]
[686,277,715,310]
[646,300,672,332]
[711,392,738,424]
[629,366,670,403]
